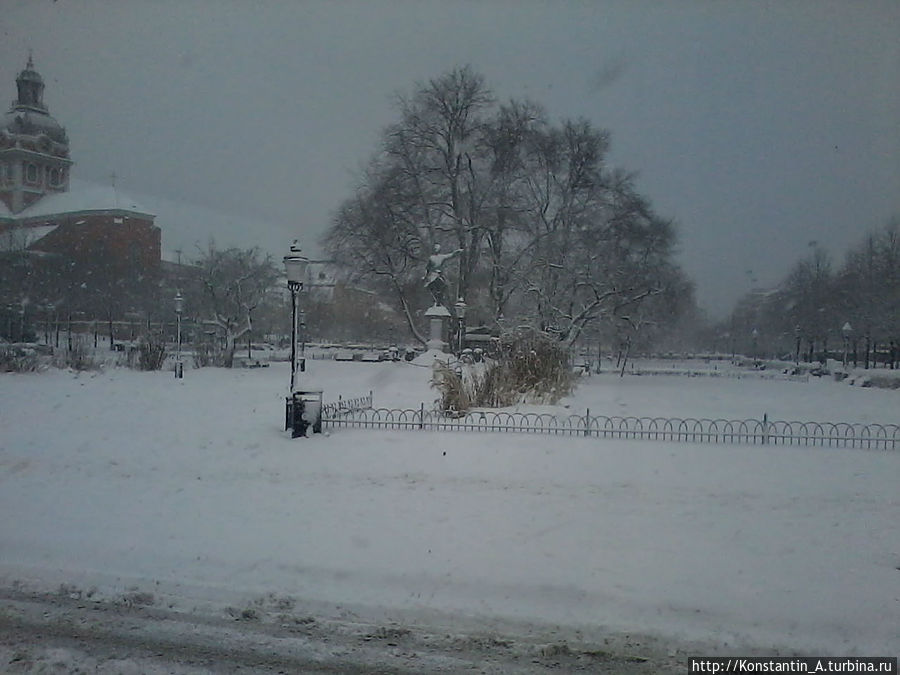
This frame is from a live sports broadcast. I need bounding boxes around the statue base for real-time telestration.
[424,304,451,352]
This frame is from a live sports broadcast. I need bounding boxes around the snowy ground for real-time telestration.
[1,359,898,670]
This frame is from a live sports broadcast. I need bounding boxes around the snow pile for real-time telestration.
[410,348,451,367]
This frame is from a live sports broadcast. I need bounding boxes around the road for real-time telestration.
[0,585,684,673]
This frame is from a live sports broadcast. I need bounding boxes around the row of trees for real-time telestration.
[726,218,899,364]
[324,66,696,349]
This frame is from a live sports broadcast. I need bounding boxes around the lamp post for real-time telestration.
[283,243,308,393]
[751,327,759,361]
[174,291,184,379]
[794,325,801,366]
[284,243,319,439]
[454,297,467,355]
[842,321,852,369]
[298,308,307,371]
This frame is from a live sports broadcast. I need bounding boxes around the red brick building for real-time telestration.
[0,57,162,326]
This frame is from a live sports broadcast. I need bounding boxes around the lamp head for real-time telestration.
[284,243,309,288]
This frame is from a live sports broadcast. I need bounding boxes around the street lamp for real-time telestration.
[841,322,852,368]
[284,243,325,439]
[454,297,467,355]
[841,321,853,368]
[174,291,184,379]
[283,243,309,393]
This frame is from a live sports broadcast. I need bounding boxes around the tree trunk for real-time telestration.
[619,338,631,378]
[223,333,236,368]
[391,278,427,346]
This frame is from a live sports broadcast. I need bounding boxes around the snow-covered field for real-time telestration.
[1,359,898,664]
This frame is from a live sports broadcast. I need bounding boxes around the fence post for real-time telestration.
[369,390,374,409]
[763,413,769,445]
[584,408,591,437]
[419,402,425,430]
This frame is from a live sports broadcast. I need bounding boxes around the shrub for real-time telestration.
[0,342,40,372]
[432,361,470,413]
[497,330,574,399]
[65,341,99,371]
[136,333,167,371]
[433,329,576,412]
[192,337,230,368]
[48,340,99,372]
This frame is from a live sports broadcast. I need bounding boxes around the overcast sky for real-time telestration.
[3,0,898,318]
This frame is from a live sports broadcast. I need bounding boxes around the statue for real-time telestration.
[423,244,462,308]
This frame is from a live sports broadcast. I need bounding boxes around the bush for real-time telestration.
[0,342,41,372]
[46,340,99,372]
[191,338,231,368]
[433,329,575,412]
[136,333,167,371]
[65,341,99,371]
[432,361,470,413]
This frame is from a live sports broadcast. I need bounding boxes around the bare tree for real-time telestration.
[325,169,429,344]
[192,243,278,367]
[516,127,676,346]
[324,67,691,350]
[386,65,495,302]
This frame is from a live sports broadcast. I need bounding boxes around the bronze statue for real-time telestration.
[423,243,462,307]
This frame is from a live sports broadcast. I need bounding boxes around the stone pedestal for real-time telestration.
[424,304,451,352]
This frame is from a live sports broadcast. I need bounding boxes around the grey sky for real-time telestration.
[3,0,898,318]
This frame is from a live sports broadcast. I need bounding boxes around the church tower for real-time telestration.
[0,55,72,213]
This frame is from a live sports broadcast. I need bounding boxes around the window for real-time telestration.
[25,163,38,184]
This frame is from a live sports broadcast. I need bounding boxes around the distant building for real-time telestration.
[0,56,161,323]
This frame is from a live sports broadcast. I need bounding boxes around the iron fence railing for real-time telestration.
[321,402,899,450]
[321,391,374,417]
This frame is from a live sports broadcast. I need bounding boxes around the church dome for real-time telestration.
[17,63,44,86]
[2,109,66,139]
[2,56,69,149]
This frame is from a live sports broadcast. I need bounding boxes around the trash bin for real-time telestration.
[288,390,323,438]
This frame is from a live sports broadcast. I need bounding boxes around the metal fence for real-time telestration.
[321,391,374,417]
[321,403,899,450]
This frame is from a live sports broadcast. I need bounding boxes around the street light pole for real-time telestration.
[283,243,312,438]
[842,322,852,369]
[283,243,309,394]
[289,282,299,390]
[174,291,184,379]
[454,297,467,356]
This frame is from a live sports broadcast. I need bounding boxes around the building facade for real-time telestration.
[0,57,162,331]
